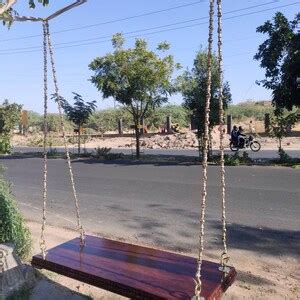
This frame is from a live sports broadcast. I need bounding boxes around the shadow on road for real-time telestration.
[72,158,200,167]
[111,204,300,258]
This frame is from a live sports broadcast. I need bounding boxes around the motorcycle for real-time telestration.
[229,135,261,152]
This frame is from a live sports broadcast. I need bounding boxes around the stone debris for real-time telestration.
[139,132,200,149]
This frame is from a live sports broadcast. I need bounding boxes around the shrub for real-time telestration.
[224,153,241,166]
[93,147,112,158]
[0,135,11,154]
[278,148,291,162]
[0,166,32,260]
[104,152,125,160]
[223,151,253,166]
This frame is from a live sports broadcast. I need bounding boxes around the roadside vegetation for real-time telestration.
[0,165,32,260]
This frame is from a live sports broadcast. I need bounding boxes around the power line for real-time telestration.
[0,0,278,43]
[0,1,299,55]
[0,0,203,42]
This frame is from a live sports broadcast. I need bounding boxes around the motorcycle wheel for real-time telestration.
[230,142,239,152]
[250,141,261,152]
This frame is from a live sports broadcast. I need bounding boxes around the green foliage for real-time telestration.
[47,148,58,157]
[93,147,112,158]
[86,105,189,132]
[146,104,189,129]
[178,50,231,137]
[278,148,291,162]
[1,0,49,27]
[88,108,131,133]
[227,101,274,121]
[270,110,300,149]
[254,12,300,111]
[0,166,32,260]
[104,152,124,160]
[29,112,73,133]
[223,151,253,166]
[224,153,241,166]
[89,33,179,158]
[59,93,96,129]
[56,93,96,155]
[0,135,11,154]
[0,100,22,153]
[27,111,43,129]
[0,100,22,135]
[93,147,124,160]
[28,0,49,9]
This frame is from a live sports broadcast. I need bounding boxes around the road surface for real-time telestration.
[12,146,300,159]
[1,157,299,256]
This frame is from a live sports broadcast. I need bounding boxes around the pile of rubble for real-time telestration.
[140,132,199,149]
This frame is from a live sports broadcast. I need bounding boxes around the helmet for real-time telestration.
[233,125,237,130]
[238,126,243,131]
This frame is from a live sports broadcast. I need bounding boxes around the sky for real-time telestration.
[0,0,299,113]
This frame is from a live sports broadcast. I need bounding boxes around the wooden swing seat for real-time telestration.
[32,235,236,299]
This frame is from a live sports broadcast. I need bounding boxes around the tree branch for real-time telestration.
[46,0,87,21]
[0,0,17,15]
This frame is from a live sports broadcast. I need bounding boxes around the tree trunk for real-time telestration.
[197,131,203,162]
[78,125,81,155]
[135,123,140,159]
[208,128,213,160]
[279,137,282,151]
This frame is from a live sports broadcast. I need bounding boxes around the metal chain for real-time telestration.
[217,0,230,271]
[194,0,215,298]
[40,20,48,259]
[45,21,85,246]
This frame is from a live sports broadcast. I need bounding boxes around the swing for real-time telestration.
[16,0,236,298]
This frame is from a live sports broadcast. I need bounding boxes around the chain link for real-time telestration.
[217,0,230,270]
[45,21,85,246]
[194,0,215,298]
[40,20,48,260]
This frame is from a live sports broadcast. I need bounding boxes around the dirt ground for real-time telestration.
[12,132,300,151]
[25,221,299,300]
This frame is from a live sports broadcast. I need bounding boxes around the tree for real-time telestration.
[178,50,231,156]
[0,0,49,25]
[254,12,300,111]
[57,93,96,155]
[0,100,22,153]
[270,109,300,151]
[89,33,179,158]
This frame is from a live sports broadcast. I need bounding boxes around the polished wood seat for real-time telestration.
[32,235,236,299]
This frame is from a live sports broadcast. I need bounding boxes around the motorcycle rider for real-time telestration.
[230,125,238,145]
[237,126,246,147]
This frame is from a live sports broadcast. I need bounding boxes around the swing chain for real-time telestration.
[194,0,215,298]
[217,0,229,269]
[40,20,48,260]
[44,20,85,246]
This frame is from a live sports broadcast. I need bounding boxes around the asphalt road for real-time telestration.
[12,146,300,159]
[1,158,299,256]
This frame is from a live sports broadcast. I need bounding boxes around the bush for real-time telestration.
[0,166,32,260]
[0,135,12,154]
[104,152,125,160]
[278,148,291,162]
[224,153,241,166]
[93,147,112,158]
[223,151,253,166]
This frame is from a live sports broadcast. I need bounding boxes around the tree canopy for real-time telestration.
[89,33,179,158]
[60,93,96,129]
[254,12,300,112]
[0,99,22,136]
[59,92,96,154]
[178,50,231,138]
[0,99,22,153]
[0,0,49,24]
